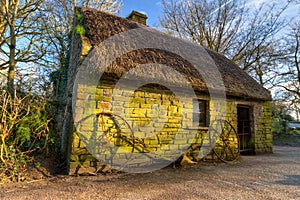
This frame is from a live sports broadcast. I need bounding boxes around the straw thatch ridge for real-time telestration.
[75,7,272,101]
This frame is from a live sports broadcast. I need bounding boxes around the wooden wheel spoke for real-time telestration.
[226,147,235,159]
[226,127,233,137]
[220,122,225,135]
[211,119,240,163]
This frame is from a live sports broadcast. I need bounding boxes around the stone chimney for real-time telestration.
[126,10,148,25]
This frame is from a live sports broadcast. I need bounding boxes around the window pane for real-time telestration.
[193,99,207,127]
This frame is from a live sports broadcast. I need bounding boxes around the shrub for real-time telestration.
[0,90,55,182]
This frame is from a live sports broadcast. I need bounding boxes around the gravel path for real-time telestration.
[1,145,299,200]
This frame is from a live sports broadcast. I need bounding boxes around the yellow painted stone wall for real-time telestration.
[71,83,207,174]
[70,81,272,174]
[254,101,273,153]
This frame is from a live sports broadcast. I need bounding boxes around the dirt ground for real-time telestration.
[0,145,299,200]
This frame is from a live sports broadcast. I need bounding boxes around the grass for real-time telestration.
[291,129,300,135]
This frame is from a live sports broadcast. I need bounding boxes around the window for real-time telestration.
[193,99,208,127]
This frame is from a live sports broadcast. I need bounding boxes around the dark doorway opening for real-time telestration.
[237,105,255,155]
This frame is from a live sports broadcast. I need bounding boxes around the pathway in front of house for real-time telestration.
[1,145,299,200]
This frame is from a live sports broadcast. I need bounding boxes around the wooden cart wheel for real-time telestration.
[209,119,240,163]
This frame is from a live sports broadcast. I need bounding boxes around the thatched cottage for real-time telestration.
[60,7,272,174]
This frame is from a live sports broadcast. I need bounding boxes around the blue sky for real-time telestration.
[119,0,300,28]
[119,0,162,27]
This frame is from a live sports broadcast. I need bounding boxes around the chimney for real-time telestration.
[126,10,148,25]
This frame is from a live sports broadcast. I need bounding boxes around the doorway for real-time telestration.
[237,105,254,154]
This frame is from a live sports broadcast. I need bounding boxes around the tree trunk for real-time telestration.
[7,24,16,94]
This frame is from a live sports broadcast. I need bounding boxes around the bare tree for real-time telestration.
[43,0,122,68]
[160,0,293,87]
[0,0,123,94]
[160,0,245,53]
[275,23,300,119]
[0,0,48,93]
[41,0,122,98]
[76,0,122,12]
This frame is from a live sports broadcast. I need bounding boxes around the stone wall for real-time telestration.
[71,81,207,174]
[70,76,273,174]
[254,101,273,153]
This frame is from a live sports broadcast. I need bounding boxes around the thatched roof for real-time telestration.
[73,7,272,101]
